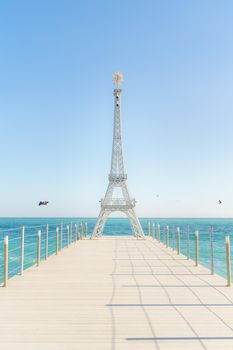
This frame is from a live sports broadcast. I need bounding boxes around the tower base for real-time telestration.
[91,208,145,239]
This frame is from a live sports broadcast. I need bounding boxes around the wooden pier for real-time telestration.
[1,236,233,349]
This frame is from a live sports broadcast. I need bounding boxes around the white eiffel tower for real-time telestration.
[91,72,145,239]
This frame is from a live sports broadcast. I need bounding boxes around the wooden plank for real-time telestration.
[1,237,233,349]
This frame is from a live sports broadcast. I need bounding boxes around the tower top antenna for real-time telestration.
[113,71,123,87]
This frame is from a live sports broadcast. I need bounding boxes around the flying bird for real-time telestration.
[38,201,49,206]
[218,200,222,205]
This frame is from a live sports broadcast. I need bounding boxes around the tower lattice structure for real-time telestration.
[91,72,145,239]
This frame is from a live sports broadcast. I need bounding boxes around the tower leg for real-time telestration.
[126,209,145,239]
[91,209,109,239]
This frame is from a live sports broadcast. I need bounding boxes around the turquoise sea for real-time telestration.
[0,217,233,284]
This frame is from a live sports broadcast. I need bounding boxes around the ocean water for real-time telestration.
[0,217,233,284]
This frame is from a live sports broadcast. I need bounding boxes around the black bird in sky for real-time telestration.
[38,201,49,206]
[219,200,222,205]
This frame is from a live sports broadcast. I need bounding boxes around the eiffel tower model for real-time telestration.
[91,72,145,239]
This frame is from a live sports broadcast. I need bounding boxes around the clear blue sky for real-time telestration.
[0,0,233,217]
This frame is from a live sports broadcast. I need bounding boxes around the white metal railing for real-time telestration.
[108,174,127,182]
[0,220,89,287]
[147,221,232,287]
[101,198,136,208]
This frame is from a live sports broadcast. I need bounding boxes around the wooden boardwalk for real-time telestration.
[1,236,233,349]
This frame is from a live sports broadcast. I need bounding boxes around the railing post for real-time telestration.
[60,223,63,250]
[152,223,155,239]
[70,223,72,243]
[172,225,174,250]
[74,224,77,242]
[166,225,169,248]
[45,224,49,260]
[210,225,214,275]
[37,230,41,267]
[163,226,165,244]
[177,227,180,255]
[66,225,69,247]
[4,236,8,287]
[187,224,190,260]
[226,235,231,287]
[80,223,83,240]
[20,226,24,275]
[157,224,160,243]
[85,222,88,237]
[148,222,150,238]
[195,230,199,266]
[56,227,59,255]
